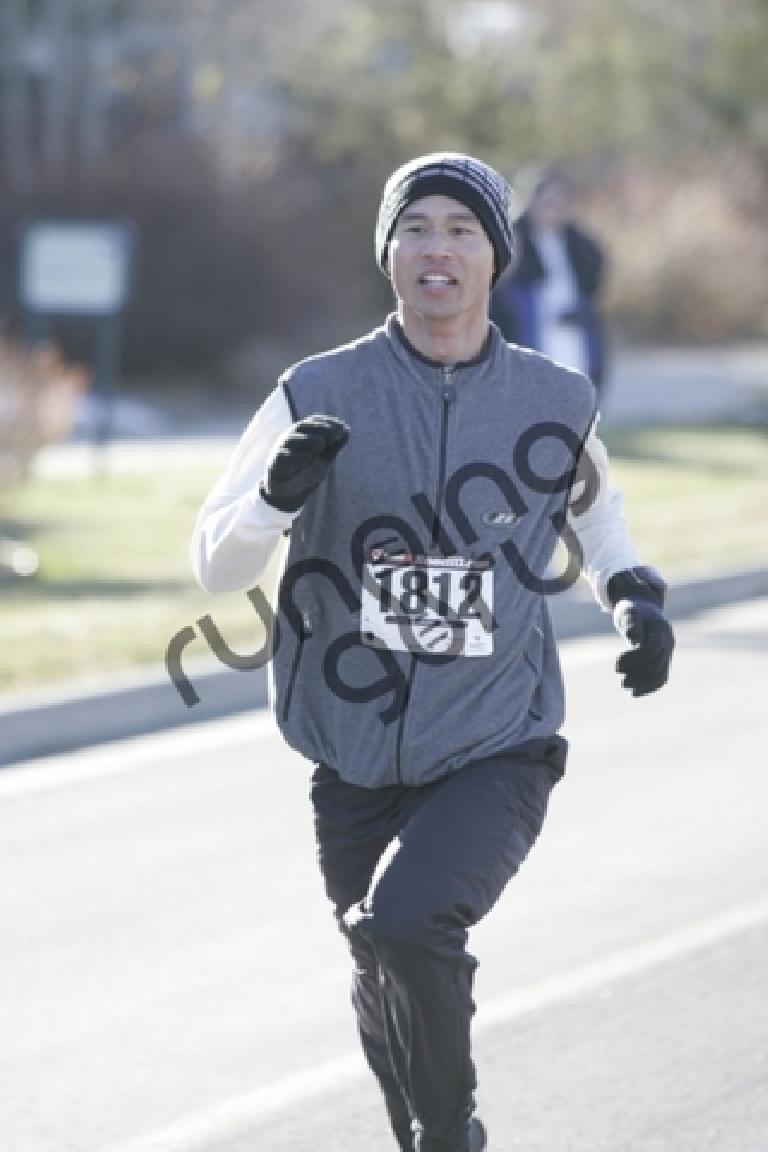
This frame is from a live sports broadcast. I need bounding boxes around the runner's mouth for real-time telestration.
[417,272,459,286]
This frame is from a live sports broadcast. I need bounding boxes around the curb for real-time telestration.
[1,561,766,769]
[0,659,269,769]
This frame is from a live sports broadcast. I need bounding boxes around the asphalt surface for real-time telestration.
[1,597,767,1152]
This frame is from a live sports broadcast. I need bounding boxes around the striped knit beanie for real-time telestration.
[375,152,514,285]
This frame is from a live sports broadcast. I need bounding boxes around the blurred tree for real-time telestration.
[691,0,768,172]
[1,0,768,371]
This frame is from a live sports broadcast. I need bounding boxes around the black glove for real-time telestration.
[260,414,349,513]
[607,566,675,697]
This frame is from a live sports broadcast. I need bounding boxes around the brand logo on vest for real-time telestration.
[482,510,519,526]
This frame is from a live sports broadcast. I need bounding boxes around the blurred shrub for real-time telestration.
[0,338,89,484]
[585,157,768,344]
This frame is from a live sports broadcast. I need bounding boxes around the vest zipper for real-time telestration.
[281,616,309,724]
[394,366,456,784]
[281,642,302,724]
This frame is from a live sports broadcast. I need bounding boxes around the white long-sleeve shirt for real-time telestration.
[190,385,640,609]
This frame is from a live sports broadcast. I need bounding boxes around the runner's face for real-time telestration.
[388,195,494,325]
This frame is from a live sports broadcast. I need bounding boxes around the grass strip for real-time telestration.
[1,423,766,695]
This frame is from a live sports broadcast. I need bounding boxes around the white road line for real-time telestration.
[104,1053,366,1152]
[0,711,280,799]
[474,897,768,1028]
[103,896,768,1152]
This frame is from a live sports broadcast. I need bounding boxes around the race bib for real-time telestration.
[361,549,494,657]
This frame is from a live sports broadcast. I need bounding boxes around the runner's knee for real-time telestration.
[357,895,464,959]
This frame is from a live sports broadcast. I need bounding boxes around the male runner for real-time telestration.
[191,152,674,1152]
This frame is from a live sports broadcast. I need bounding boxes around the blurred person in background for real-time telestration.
[191,153,673,1152]
[492,166,609,408]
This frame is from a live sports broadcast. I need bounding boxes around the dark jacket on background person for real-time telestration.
[491,212,608,394]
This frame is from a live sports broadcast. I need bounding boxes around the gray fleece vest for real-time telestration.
[268,315,595,788]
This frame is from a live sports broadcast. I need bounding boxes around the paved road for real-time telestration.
[1,600,767,1152]
[602,343,768,425]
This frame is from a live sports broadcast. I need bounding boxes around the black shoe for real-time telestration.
[469,1116,487,1151]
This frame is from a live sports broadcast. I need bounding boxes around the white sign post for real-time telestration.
[20,223,131,317]
[19,221,132,446]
